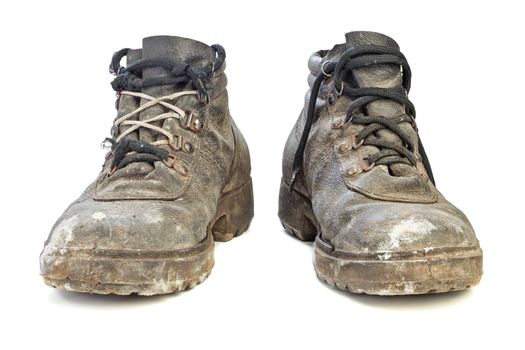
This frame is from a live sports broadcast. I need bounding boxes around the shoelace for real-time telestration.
[103,45,225,175]
[290,45,434,190]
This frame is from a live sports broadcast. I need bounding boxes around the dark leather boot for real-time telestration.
[279,31,482,295]
[40,36,253,295]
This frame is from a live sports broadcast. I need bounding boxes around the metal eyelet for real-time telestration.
[321,60,333,77]
[169,135,183,150]
[191,118,204,132]
[182,112,192,128]
[338,141,350,153]
[163,155,189,177]
[334,81,344,96]
[163,155,176,168]
[181,112,205,132]
[361,158,375,172]
[346,158,375,177]
[183,142,194,153]
[339,134,363,154]
[331,118,344,129]
[346,165,361,177]
[101,138,114,150]
[349,134,364,149]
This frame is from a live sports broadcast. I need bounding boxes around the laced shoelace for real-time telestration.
[289,45,434,190]
[103,45,225,175]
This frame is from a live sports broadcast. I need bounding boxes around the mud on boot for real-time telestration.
[40,36,253,295]
[278,31,482,296]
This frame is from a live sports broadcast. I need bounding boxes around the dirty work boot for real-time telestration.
[279,31,482,295]
[40,36,253,295]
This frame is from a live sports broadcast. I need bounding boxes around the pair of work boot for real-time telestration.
[40,32,483,296]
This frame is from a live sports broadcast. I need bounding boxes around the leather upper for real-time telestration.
[282,31,480,254]
[42,36,251,256]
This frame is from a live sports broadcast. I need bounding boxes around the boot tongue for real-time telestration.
[344,31,404,117]
[141,35,215,82]
[345,31,399,50]
[139,36,215,142]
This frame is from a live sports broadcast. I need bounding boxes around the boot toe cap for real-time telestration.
[40,199,207,281]
[329,198,480,254]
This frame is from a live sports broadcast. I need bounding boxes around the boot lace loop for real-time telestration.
[103,45,225,175]
[290,45,434,190]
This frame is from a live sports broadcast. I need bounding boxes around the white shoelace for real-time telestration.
[113,90,199,149]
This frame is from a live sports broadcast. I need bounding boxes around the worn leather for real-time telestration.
[41,36,251,258]
[282,31,480,253]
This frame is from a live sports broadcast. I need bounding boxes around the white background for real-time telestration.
[1,0,523,349]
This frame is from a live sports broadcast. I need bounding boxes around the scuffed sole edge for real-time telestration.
[41,233,214,296]
[313,240,483,296]
[315,272,481,296]
[43,271,211,296]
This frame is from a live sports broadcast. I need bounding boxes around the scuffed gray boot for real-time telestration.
[40,36,253,295]
[279,31,482,295]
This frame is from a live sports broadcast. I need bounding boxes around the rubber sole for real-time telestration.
[41,233,215,296]
[44,274,211,295]
[278,178,483,296]
[314,236,482,295]
[42,179,253,296]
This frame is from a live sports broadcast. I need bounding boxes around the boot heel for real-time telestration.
[278,178,317,241]
[210,178,254,242]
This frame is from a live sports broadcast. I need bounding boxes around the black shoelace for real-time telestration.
[104,45,225,173]
[289,45,434,190]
